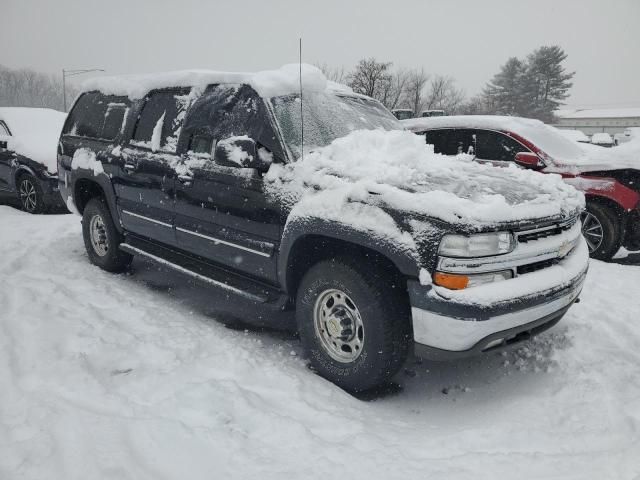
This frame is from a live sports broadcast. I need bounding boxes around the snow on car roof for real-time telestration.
[556,107,640,119]
[401,115,546,133]
[81,64,354,100]
[0,107,67,173]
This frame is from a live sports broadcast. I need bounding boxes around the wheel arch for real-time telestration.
[279,220,420,300]
[72,174,122,232]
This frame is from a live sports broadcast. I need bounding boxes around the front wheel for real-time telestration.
[581,203,622,261]
[296,258,410,393]
[18,174,45,214]
[82,197,132,272]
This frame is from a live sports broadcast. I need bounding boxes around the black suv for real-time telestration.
[58,68,588,392]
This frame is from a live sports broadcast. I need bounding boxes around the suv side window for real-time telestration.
[64,93,130,140]
[101,104,127,140]
[182,83,284,162]
[132,88,191,152]
[475,130,529,162]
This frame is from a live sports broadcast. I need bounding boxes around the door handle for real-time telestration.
[123,161,137,173]
[178,174,193,186]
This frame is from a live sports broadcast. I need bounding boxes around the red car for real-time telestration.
[402,116,640,260]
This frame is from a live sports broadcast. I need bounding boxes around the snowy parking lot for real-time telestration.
[1,204,639,479]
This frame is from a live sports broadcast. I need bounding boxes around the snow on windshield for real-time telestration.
[265,129,584,241]
[271,92,401,160]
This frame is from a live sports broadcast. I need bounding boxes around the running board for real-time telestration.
[119,239,285,305]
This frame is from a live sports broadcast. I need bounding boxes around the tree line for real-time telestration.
[0,65,80,112]
[0,46,573,122]
[320,45,574,122]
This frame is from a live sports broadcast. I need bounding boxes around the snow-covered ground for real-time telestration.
[1,205,639,479]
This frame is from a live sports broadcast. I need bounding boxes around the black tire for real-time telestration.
[82,197,132,272]
[296,257,411,393]
[581,202,623,261]
[17,173,45,214]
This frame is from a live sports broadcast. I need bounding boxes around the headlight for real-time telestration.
[438,232,515,258]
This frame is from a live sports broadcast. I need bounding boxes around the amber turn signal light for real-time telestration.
[433,272,469,290]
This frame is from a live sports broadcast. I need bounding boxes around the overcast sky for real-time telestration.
[3,0,639,108]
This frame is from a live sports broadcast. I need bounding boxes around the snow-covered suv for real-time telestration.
[403,116,640,260]
[58,66,588,393]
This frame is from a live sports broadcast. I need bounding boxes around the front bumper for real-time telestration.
[410,237,589,360]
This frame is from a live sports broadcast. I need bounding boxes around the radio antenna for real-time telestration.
[299,37,304,161]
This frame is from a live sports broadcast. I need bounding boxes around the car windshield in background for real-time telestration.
[271,92,401,160]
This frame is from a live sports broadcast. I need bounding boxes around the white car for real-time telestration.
[591,132,614,147]
[614,127,640,146]
[558,129,590,143]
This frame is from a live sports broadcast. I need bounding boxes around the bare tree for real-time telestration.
[423,75,466,114]
[347,58,393,100]
[315,63,348,84]
[0,65,75,111]
[404,68,429,115]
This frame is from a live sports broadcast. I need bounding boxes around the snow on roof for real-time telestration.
[0,107,67,173]
[402,115,546,133]
[556,107,640,119]
[81,64,349,100]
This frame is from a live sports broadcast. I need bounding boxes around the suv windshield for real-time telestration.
[271,92,401,160]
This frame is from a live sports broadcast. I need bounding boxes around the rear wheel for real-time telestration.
[581,202,622,261]
[18,174,45,214]
[82,197,132,272]
[296,258,410,393]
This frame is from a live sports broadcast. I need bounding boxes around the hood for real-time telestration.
[265,129,584,234]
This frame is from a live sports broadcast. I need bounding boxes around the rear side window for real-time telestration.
[425,129,475,155]
[475,130,528,162]
[132,88,191,152]
[101,104,127,140]
[64,92,129,140]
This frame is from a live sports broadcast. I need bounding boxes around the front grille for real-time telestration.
[517,258,558,275]
[517,217,577,243]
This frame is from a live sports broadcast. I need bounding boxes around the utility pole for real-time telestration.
[62,68,105,111]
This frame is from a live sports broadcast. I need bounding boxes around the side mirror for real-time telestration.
[0,140,7,150]
[214,136,270,172]
[515,152,544,170]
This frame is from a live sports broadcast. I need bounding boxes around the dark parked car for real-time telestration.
[58,68,588,392]
[0,108,68,213]
[403,116,640,260]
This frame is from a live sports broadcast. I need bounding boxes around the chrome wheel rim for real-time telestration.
[89,214,109,257]
[581,211,604,253]
[313,288,364,363]
[19,179,37,212]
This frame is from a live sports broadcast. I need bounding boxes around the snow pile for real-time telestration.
[557,129,589,143]
[217,135,254,167]
[265,129,584,233]
[82,64,334,100]
[1,207,640,479]
[591,132,613,145]
[71,148,104,176]
[0,107,67,173]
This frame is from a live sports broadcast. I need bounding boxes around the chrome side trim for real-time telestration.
[176,227,272,258]
[119,243,265,302]
[121,210,172,228]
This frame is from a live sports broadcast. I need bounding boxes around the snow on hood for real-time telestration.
[81,64,337,100]
[0,107,67,173]
[265,129,584,237]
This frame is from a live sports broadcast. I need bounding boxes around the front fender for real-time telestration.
[278,216,421,293]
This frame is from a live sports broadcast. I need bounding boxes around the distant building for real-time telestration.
[554,107,640,135]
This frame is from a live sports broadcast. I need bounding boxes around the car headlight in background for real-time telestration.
[438,232,515,258]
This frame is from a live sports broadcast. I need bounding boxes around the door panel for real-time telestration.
[174,159,281,283]
[114,148,177,246]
